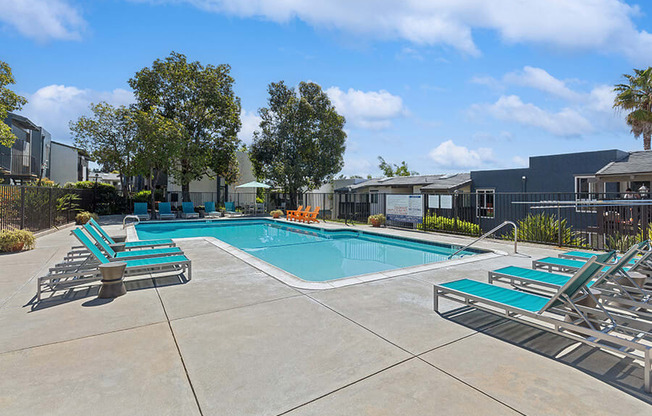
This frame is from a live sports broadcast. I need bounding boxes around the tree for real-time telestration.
[131,108,184,209]
[70,102,138,196]
[0,60,28,147]
[614,67,652,150]
[377,156,418,177]
[128,52,242,202]
[250,81,347,207]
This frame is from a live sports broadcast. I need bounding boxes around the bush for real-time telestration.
[0,229,36,252]
[65,181,121,214]
[605,232,640,252]
[270,209,284,217]
[76,211,99,225]
[418,214,481,236]
[504,213,584,246]
[367,213,386,225]
[133,190,151,203]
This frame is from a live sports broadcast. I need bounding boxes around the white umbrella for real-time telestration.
[235,181,271,214]
[235,181,271,189]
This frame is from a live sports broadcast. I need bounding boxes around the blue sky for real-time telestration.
[1,1,651,177]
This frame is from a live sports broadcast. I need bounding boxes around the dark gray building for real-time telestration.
[471,149,628,194]
[0,113,52,184]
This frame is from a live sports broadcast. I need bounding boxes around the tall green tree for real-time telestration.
[614,67,652,150]
[377,156,418,177]
[131,108,184,209]
[250,81,347,207]
[128,52,242,202]
[70,102,138,196]
[0,60,28,147]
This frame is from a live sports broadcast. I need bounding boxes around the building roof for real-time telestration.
[420,173,471,190]
[52,141,90,157]
[337,173,470,192]
[595,151,652,176]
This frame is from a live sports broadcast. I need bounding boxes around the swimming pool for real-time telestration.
[135,219,485,282]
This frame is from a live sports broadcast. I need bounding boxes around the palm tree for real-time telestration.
[613,67,652,151]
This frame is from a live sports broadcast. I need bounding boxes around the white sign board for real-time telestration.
[386,195,423,223]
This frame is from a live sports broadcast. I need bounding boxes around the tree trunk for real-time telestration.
[645,132,651,151]
[181,160,191,202]
[182,183,191,202]
[149,166,155,214]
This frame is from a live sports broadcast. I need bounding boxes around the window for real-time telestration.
[370,191,379,204]
[575,176,599,212]
[476,189,495,218]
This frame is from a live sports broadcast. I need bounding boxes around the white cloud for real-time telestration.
[587,84,617,113]
[474,95,593,137]
[503,66,580,100]
[429,140,494,169]
[22,85,134,142]
[326,87,406,130]
[340,156,372,177]
[143,0,652,61]
[512,156,528,167]
[0,0,85,42]
[238,109,261,144]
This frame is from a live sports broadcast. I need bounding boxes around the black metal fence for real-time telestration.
[0,185,95,232]
[4,184,651,251]
[329,191,652,250]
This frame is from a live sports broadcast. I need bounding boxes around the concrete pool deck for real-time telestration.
[0,217,651,415]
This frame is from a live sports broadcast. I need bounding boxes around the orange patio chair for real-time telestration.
[291,206,311,221]
[286,205,302,220]
[303,207,320,223]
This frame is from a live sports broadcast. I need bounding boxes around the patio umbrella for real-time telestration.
[235,181,271,189]
[235,181,271,214]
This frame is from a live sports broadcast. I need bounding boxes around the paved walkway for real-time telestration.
[0,219,650,415]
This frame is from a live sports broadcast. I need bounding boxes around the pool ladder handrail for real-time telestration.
[122,215,141,229]
[448,221,518,259]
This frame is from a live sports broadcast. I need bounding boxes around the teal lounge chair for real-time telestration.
[224,201,242,217]
[532,255,633,273]
[89,218,175,250]
[559,242,649,263]
[82,224,183,261]
[489,251,616,291]
[39,229,191,301]
[560,250,612,261]
[133,202,150,221]
[204,201,220,218]
[157,202,176,220]
[434,257,652,393]
[181,202,199,219]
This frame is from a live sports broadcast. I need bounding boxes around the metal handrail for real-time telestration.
[123,215,141,228]
[448,220,518,259]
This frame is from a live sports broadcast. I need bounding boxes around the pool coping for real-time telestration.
[127,218,505,290]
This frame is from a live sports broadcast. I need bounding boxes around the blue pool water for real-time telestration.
[135,219,483,282]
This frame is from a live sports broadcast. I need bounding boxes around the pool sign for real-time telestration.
[386,195,423,223]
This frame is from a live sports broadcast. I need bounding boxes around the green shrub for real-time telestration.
[0,229,36,252]
[418,214,481,236]
[270,209,284,217]
[133,190,151,203]
[367,213,386,225]
[504,213,585,246]
[56,193,81,213]
[76,211,99,225]
[605,232,640,252]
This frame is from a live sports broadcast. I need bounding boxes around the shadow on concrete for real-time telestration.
[82,297,114,307]
[442,307,652,404]
[25,272,189,312]
[97,215,128,226]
